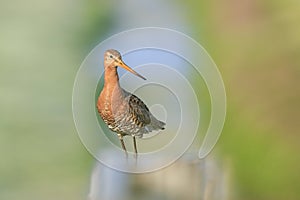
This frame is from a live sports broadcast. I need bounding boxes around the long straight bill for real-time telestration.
[117,59,146,80]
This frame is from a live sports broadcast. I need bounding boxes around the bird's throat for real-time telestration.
[103,67,123,98]
[104,67,119,85]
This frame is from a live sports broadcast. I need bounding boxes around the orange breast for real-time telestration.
[97,85,126,126]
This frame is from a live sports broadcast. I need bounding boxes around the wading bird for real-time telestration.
[97,49,165,156]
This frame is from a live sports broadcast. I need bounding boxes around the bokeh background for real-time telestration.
[1,0,300,199]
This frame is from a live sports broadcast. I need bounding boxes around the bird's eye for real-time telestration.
[109,55,113,58]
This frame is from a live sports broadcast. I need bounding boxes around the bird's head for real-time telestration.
[104,49,146,80]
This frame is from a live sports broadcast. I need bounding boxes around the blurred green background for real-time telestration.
[1,0,299,200]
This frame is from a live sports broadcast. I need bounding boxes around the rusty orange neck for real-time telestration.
[102,67,123,98]
[97,67,123,120]
[104,67,119,87]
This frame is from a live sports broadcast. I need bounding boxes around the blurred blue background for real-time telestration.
[1,0,300,199]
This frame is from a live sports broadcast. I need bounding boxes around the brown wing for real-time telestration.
[128,94,151,126]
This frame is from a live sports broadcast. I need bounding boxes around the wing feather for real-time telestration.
[128,94,151,126]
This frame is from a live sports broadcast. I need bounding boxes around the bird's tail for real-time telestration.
[145,115,166,132]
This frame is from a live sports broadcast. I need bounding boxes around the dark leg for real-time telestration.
[133,135,138,157]
[117,133,127,157]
